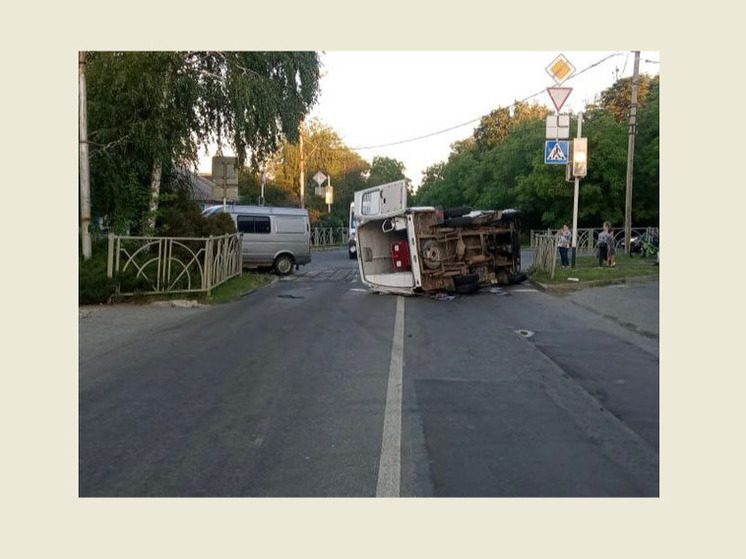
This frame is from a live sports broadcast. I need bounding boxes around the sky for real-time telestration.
[199,51,659,188]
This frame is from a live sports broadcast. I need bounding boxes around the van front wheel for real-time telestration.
[274,254,294,275]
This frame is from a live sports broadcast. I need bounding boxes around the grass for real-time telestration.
[529,254,658,286]
[115,271,273,306]
[202,271,273,304]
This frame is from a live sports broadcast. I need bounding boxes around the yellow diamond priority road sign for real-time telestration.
[546,54,576,85]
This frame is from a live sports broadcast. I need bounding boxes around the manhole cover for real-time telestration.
[514,329,535,338]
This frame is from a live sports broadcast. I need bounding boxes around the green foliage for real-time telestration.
[79,241,151,304]
[414,76,659,230]
[266,119,370,225]
[86,51,321,233]
[79,248,116,304]
[157,189,236,237]
[367,156,408,186]
[596,74,657,123]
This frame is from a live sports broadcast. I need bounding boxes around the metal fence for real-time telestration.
[107,233,243,296]
[530,234,559,279]
[310,227,349,247]
[529,226,659,253]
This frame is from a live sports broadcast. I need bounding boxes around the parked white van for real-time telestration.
[202,204,311,274]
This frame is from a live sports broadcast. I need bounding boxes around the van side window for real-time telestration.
[237,215,271,234]
[236,215,255,234]
[254,216,271,234]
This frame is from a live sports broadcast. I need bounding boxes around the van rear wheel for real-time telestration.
[274,254,294,275]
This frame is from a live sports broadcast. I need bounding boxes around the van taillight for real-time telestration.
[391,240,411,271]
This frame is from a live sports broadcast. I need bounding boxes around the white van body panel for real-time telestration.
[353,182,521,294]
[354,180,408,223]
[202,204,311,268]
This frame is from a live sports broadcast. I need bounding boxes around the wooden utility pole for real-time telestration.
[624,51,641,255]
[79,51,92,260]
[299,131,305,209]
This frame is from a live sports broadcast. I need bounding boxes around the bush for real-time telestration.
[204,213,236,236]
[79,249,115,304]
[79,240,154,304]
[157,196,236,238]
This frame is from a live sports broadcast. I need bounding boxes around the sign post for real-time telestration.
[313,171,327,197]
[324,177,333,213]
[571,112,583,268]
[542,53,588,269]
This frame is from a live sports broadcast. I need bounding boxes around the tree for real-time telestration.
[595,74,657,123]
[86,51,321,233]
[410,75,659,231]
[367,156,409,187]
[264,120,369,225]
[631,77,659,224]
[473,101,550,149]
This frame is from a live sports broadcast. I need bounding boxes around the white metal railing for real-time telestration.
[530,226,659,252]
[107,233,243,296]
[530,234,559,279]
[310,227,349,247]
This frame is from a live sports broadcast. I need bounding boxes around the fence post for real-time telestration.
[107,234,114,279]
[204,236,213,294]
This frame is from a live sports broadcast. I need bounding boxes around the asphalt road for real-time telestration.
[79,249,659,497]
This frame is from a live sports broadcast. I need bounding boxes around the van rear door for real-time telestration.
[354,180,408,221]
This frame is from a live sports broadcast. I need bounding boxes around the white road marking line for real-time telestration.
[376,295,405,498]
[514,288,538,292]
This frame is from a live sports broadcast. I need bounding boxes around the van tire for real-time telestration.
[274,254,294,275]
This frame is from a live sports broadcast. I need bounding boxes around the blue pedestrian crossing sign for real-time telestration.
[545,140,570,165]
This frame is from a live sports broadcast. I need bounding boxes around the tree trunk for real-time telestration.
[146,161,162,234]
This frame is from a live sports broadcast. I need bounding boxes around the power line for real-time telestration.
[349,52,624,151]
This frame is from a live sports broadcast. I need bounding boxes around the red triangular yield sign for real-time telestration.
[547,87,572,112]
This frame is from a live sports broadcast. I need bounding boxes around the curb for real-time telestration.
[531,273,658,293]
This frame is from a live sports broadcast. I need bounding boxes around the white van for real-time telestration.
[353,180,522,294]
[202,204,311,275]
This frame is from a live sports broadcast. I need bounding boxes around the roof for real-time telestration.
[174,168,219,201]
[202,204,309,217]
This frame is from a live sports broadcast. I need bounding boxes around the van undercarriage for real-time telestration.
[357,207,523,295]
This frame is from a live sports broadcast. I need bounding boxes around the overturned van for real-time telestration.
[353,180,523,295]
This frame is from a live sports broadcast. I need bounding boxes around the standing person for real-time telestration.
[557,223,571,268]
[597,221,612,267]
[606,224,617,268]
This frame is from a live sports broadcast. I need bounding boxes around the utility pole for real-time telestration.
[79,51,92,260]
[299,131,305,209]
[571,112,583,268]
[624,51,641,255]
